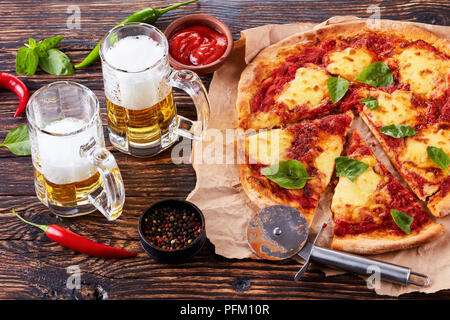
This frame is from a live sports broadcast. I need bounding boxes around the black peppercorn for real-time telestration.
[142,205,203,251]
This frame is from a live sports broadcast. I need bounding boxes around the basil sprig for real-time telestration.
[0,124,31,156]
[356,62,393,87]
[335,156,369,182]
[261,160,312,189]
[427,146,450,174]
[16,45,39,76]
[327,76,349,103]
[380,124,417,138]
[360,97,378,110]
[16,36,74,76]
[390,209,414,234]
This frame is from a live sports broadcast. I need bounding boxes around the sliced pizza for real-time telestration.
[331,130,445,254]
[239,112,353,225]
[236,20,450,254]
[360,87,450,216]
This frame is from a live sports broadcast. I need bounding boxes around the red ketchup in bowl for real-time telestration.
[168,25,228,66]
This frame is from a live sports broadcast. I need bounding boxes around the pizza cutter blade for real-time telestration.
[247,205,430,287]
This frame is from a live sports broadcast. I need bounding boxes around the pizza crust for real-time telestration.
[239,164,283,208]
[428,181,450,217]
[331,222,446,255]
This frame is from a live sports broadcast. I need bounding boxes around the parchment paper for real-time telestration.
[187,16,450,296]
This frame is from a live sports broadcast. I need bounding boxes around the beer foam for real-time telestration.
[103,35,171,110]
[36,118,99,185]
[104,35,164,72]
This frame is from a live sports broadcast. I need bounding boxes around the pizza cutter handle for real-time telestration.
[310,246,430,287]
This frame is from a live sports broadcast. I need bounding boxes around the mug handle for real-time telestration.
[80,138,125,221]
[168,69,211,141]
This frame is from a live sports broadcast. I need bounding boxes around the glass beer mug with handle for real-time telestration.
[27,81,125,221]
[100,22,210,157]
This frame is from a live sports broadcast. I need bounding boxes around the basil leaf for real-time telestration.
[28,38,37,49]
[0,125,31,156]
[42,117,63,127]
[390,209,414,234]
[327,76,349,103]
[36,36,64,57]
[109,33,119,47]
[335,156,369,182]
[261,159,312,189]
[427,146,450,173]
[37,35,64,51]
[380,124,417,138]
[356,62,393,87]
[360,96,378,110]
[38,48,75,76]
[15,46,39,75]
[35,46,48,58]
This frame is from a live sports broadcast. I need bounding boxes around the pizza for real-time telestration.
[239,112,353,225]
[331,130,445,254]
[360,88,449,217]
[236,20,449,254]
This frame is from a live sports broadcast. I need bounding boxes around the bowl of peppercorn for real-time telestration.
[138,199,206,262]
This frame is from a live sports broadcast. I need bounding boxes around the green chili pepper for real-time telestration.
[75,0,197,69]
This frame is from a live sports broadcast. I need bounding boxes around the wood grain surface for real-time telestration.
[0,0,449,300]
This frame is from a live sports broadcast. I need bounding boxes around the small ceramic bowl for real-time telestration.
[164,14,233,75]
[138,199,206,262]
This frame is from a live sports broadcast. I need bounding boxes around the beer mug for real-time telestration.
[100,22,210,157]
[27,81,125,220]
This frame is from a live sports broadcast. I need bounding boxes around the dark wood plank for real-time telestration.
[2,196,449,300]
[0,0,449,300]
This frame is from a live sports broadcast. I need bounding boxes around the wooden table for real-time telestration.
[0,0,449,300]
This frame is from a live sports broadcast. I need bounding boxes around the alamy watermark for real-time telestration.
[66,265,81,290]
[171,128,283,168]
[366,265,381,290]
[366,5,381,30]
[66,5,81,30]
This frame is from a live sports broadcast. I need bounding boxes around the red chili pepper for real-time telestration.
[14,209,137,259]
[0,73,30,118]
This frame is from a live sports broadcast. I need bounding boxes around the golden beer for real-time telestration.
[34,169,102,206]
[106,91,176,145]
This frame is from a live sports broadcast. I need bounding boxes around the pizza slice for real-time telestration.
[237,42,361,131]
[239,111,353,225]
[360,88,450,216]
[331,130,445,254]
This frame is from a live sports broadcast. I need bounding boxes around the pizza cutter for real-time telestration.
[247,205,430,287]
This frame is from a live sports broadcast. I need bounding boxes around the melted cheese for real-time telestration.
[395,48,449,98]
[326,48,373,81]
[331,156,382,221]
[248,112,281,131]
[276,65,329,110]
[364,90,417,126]
[246,129,293,165]
[314,137,344,181]
[401,124,450,173]
[246,126,346,181]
